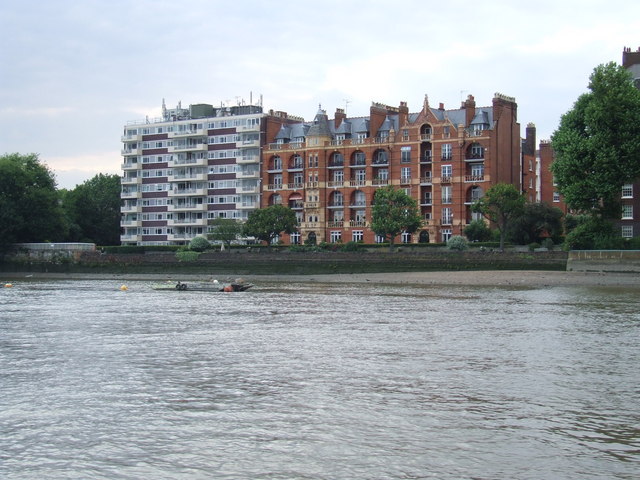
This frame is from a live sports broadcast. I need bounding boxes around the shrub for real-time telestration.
[563,217,622,250]
[176,250,200,262]
[528,242,541,251]
[464,220,492,242]
[447,235,468,251]
[541,238,554,250]
[189,236,210,252]
[340,241,361,252]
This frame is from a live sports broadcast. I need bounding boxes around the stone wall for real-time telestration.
[567,250,640,273]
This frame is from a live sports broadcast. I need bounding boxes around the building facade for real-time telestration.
[261,93,521,245]
[120,101,267,245]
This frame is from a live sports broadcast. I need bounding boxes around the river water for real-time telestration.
[1,279,639,479]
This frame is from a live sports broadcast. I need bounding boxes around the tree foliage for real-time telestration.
[551,62,640,218]
[370,186,422,251]
[463,219,493,242]
[0,153,67,253]
[189,236,210,252]
[208,217,244,248]
[506,202,564,245]
[61,173,121,245]
[472,183,525,250]
[243,205,298,246]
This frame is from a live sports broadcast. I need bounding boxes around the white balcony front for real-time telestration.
[168,172,207,182]
[169,188,207,197]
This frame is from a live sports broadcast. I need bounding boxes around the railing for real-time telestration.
[349,220,367,227]
[289,202,304,209]
[287,183,304,190]
[328,161,344,168]
[400,176,412,184]
[349,180,366,187]
[441,176,452,183]
[266,183,283,191]
[304,202,319,209]
[372,178,389,186]
[442,197,452,204]
[465,174,485,182]
[441,216,453,225]
[328,202,344,208]
[328,181,344,188]
[349,202,367,207]
[421,133,432,141]
[420,176,432,184]
[422,198,432,206]
[328,221,344,228]
[350,160,366,167]
[421,154,432,163]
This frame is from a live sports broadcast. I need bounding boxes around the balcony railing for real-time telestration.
[349,220,367,227]
[372,178,389,186]
[400,176,412,185]
[441,216,453,225]
[328,180,344,188]
[420,176,432,184]
[465,174,485,183]
[441,176,452,184]
[328,221,344,228]
[349,179,366,187]
[287,182,304,190]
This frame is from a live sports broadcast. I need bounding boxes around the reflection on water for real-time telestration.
[1,279,639,479]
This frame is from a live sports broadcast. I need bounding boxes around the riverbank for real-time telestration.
[4,270,639,288]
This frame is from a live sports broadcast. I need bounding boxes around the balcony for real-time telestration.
[440,176,452,184]
[266,183,283,191]
[372,178,389,186]
[287,182,304,190]
[237,202,259,210]
[349,202,367,208]
[328,221,344,228]
[121,176,141,185]
[168,217,206,227]
[168,203,207,212]
[121,190,140,199]
[442,196,452,204]
[289,201,304,209]
[400,176,412,185]
[122,161,139,170]
[465,153,485,161]
[120,204,141,213]
[168,143,207,153]
[465,174,485,183]
[304,201,319,209]
[168,156,207,168]
[237,155,260,164]
[441,217,453,225]
[328,160,344,168]
[120,234,141,242]
[420,175,432,185]
[421,197,432,206]
[420,154,433,164]
[421,133,432,141]
[441,154,452,161]
[238,123,260,132]
[349,220,367,227]
[350,160,366,167]
[306,181,319,188]
[349,179,366,187]
[168,172,207,182]
[237,169,259,179]
[168,127,205,138]
[169,187,206,197]
[328,202,344,208]
[121,147,140,156]
[237,139,260,148]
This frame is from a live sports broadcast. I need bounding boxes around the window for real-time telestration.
[441,186,452,204]
[441,164,452,179]
[471,164,484,176]
[401,167,411,183]
[354,151,366,165]
[352,230,363,242]
[622,184,633,198]
[442,144,451,160]
[622,204,633,219]
[375,234,385,244]
[553,191,560,203]
[401,232,412,243]
[441,228,452,242]
[442,207,452,225]
[290,232,301,245]
[330,231,342,243]
[443,126,450,138]
[401,146,411,163]
[622,225,633,238]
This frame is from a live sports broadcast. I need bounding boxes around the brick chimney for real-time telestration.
[334,108,346,129]
[463,94,476,126]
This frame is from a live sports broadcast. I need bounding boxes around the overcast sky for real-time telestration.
[1,0,638,189]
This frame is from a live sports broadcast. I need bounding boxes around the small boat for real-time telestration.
[151,280,253,292]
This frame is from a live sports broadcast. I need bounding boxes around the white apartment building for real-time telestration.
[120,100,264,245]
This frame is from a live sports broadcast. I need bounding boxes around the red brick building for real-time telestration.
[261,93,522,244]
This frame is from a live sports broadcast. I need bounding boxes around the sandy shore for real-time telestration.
[5,270,639,288]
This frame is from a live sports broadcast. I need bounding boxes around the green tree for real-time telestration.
[0,153,67,254]
[370,186,422,251]
[463,219,493,242]
[243,205,298,246]
[62,173,121,245]
[506,202,564,245]
[472,183,525,251]
[208,217,244,249]
[551,62,640,218]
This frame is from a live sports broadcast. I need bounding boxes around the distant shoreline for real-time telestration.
[4,270,639,288]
